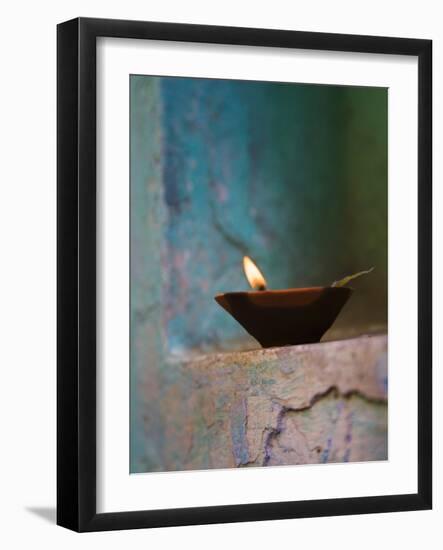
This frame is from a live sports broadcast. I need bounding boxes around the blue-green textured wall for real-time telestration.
[131,75,387,355]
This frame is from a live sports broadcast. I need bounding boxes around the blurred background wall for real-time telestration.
[131,75,387,356]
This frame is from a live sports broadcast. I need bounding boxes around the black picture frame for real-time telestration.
[57,17,432,532]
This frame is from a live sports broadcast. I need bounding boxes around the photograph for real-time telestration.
[130,74,388,473]
[0,0,436,544]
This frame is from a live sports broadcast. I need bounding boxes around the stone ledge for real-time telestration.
[134,334,388,472]
[179,333,387,403]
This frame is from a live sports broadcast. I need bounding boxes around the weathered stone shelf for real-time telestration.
[133,334,387,473]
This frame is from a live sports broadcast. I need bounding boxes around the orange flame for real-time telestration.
[243,256,267,291]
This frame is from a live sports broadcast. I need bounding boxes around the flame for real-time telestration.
[243,256,267,291]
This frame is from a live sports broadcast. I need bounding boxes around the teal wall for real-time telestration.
[131,75,387,356]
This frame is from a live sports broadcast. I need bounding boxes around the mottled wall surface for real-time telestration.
[131,76,387,356]
[130,76,388,472]
[340,88,388,330]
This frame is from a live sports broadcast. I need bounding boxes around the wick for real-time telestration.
[256,284,267,291]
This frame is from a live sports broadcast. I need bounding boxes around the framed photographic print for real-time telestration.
[57,17,432,531]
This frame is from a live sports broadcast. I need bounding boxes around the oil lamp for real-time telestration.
[214,256,365,348]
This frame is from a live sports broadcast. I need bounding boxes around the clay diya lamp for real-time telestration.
[214,257,371,349]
